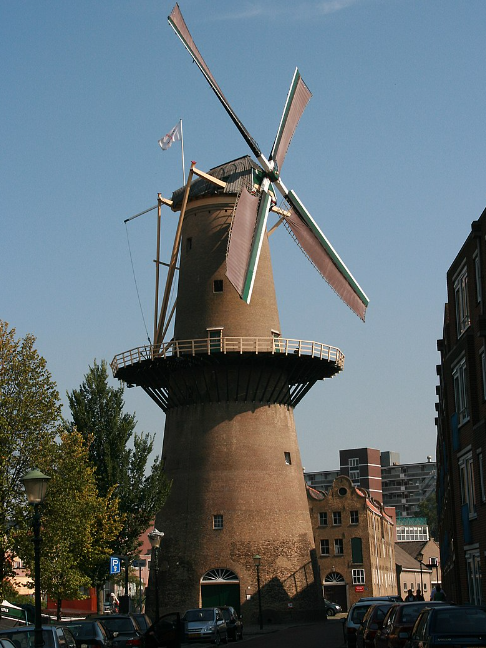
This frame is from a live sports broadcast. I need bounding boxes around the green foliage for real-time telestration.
[0,320,61,602]
[67,360,170,561]
[417,491,438,539]
[13,430,122,616]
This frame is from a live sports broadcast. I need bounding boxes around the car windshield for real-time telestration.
[351,605,371,624]
[431,608,486,634]
[185,610,214,623]
[0,630,55,648]
[100,619,135,634]
[65,623,97,639]
[399,604,428,624]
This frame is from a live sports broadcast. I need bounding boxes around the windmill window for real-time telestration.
[186,237,192,252]
[284,452,292,465]
[213,279,224,293]
[213,514,223,530]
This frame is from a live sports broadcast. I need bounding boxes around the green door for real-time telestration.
[201,584,240,614]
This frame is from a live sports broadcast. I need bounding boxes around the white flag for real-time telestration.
[158,122,182,150]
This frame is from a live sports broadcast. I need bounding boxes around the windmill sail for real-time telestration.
[270,69,312,172]
[226,188,260,296]
[168,4,261,158]
[285,190,369,321]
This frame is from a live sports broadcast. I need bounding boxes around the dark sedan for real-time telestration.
[61,620,112,648]
[90,615,143,648]
[356,602,394,648]
[405,605,486,648]
[375,601,449,648]
[219,607,243,641]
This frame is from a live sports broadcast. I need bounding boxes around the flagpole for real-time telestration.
[180,119,186,185]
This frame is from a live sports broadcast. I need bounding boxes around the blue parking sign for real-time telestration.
[110,556,121,575]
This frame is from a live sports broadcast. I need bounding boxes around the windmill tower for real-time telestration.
[111,5,368,623]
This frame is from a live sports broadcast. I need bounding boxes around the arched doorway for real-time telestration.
[200,568,241,613]
[323,571,348,612]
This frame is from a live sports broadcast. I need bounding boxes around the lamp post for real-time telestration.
[21,469,51,648]
[253,555,263,630]
[148,529,164,622]
[417,551,424,595]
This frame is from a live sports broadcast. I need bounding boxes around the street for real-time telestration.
[239,617,345,648]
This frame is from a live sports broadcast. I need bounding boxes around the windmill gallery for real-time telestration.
[111,4,368,622]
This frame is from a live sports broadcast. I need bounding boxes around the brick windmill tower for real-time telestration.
[111,5,368,624]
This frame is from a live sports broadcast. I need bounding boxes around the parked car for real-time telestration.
[404,605,486,648]
[355,602,395,648]
[324,599,342,616]
[375,601,449,648]
[182,608,228,645]
[130,617,151,635]
[218,607,242,641]
[89,615,143,648]
[143,613,182,648]
[0,625,77,648]
[345,601,377,648]
[359,597,403,603]
[61,620,113,648]
[0,639,17,648]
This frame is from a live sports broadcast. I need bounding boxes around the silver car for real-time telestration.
[183,608,228,645]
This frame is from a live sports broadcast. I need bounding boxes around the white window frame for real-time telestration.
[334,538,344,555]
[320,539,330,556]
[349,469,360,484]
[459,451,476,518]
[352,569,365,584]
[350,510,359,525]
[333,511,342,526]
[478,449,486,503]
[454,265,470,337]
[349,458,359,467]
[474,251,482,304]
[453,357,469,425]
[319,512,328,526]
[466,550,482,605]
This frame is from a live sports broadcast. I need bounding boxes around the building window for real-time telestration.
[186,237,192,252]
[350,511,359,525]
[351,537,363,563]
[320,539,330,556]
[459,452,476,518]
[349,458,359,467]
[319,512,328,526]
[213,279,224,293]
[284,452,292,465]
[466,551,482,605]
[403,582,408,591]
[333,511,342,525]
[454,266,470,337]
[352,569,365,584]
[334,539,344,555]
[423,583,428,592]
[213,514,223,529]
[474,251,482,304]
[478,451,486,503]
[453,357,469,424]
[349,470,360,484]
[481,351,486,402]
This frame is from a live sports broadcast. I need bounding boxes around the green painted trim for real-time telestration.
[241,192,272,302]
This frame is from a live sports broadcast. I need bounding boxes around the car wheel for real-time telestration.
[327,608,336,616]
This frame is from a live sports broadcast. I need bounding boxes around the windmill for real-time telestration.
[111,4,368,624]
[168,3,369,322]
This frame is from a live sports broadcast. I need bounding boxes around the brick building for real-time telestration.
[307,475,397,611]
[436,209,486,605]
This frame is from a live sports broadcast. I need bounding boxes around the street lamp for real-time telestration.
[148,529,164,622]
[417,551,424,595]
[253,555,263,630]
[21,469,51,648]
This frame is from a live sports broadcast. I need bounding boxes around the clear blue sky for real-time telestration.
[3,0,486,471]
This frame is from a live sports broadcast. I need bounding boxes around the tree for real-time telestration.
[14,429,123,620]
[417,491,438,539]
[0,320,61,602]
[67,360,171,604]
